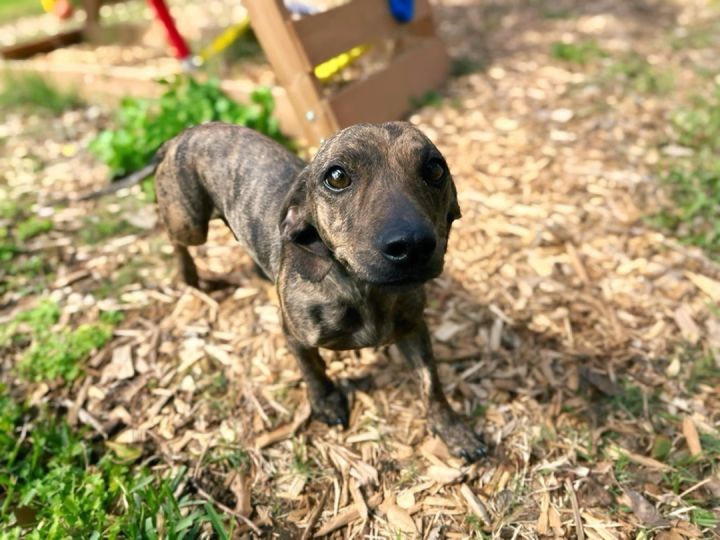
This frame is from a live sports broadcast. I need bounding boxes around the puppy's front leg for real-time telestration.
[285,333,350,428]
[397,323,487,462]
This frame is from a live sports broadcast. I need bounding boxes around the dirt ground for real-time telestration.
[2,0,720,538]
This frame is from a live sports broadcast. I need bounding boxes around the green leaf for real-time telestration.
[203,503,230,540]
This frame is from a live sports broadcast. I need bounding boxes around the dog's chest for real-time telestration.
[283,281,422,350]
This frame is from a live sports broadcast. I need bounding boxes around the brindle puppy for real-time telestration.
[153,121,486,461]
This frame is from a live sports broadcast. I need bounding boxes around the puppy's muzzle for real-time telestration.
[376,223,437,267]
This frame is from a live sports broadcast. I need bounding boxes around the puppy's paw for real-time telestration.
[429,410,487,463]
[311,387,349,429]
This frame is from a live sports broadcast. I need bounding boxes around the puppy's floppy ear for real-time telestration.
[279,168,334,282]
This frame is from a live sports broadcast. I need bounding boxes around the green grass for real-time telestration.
[0,198,31,221]
[0,390,234,538]
[0,72,83,114]
[607,54,673,95]
[451,56,483,78]
[79,213,142,245]
[289,438,315,480]
[94,259,148,298]
[15,218,52,242]
[0,0,42,24]
[550,40,606,65]
[411,90,444,109]
[651,85,720,257]
[670,20,719,50]
[607,379,659,419]
[0,300,117,383]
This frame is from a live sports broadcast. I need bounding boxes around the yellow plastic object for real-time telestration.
[314,45,368,81]
[198,18,251,62]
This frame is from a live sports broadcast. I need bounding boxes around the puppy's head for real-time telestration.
[280,122,461,286]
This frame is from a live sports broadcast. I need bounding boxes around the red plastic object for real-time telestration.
[146,0,191,60]
[53,0,74,19]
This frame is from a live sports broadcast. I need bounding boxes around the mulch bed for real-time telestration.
[2,0,720,537]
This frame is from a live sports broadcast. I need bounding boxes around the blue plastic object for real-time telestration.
[388,0,414,23]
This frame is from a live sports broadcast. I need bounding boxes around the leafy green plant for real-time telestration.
[0,72,82,113]
[550,40,606,65]
[90,76,292,177]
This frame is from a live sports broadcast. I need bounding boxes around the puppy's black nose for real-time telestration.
[379,227,436,265]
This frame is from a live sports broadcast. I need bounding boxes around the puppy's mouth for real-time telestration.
[334,248,443,288]
[362,264,442,289]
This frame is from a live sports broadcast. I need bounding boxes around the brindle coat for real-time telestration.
[153,121,486,461]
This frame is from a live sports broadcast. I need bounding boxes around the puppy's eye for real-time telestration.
[324,166,351,191]
[423,158,446,186]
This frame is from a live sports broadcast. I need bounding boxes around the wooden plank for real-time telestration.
[294,0,432,66]
[245,0,338,145]
[328,36,449,127]
[1,29,84,60]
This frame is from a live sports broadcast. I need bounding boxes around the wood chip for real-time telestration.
[673,305,701,344]
[686,271,720,302]
[100,344,134,383]
[385,504,418,534]
[460,484,491,524]
[682,416,702,456]
[314,493,382,537]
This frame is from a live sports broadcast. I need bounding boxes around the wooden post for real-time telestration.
[244,0,338,146]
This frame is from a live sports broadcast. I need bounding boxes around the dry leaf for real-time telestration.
[621,487,669,528]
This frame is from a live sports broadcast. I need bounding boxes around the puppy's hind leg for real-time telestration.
[174,244,200,288]
[156,168,213,289]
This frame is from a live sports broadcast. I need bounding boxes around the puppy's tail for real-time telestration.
[77,143,169,202]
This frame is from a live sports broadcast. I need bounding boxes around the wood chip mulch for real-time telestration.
[2,0,720,538]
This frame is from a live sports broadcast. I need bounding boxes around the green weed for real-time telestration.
[651,87,720,257]
[0,391,233,538]
[607,54,673,95]
[1,300,117,383]
[411,90,444,109]
[94,260,148,299]
[15,217,52,242]
[451,56,483,77]
[79,213,142,245]
[290,438,314,480]
[465,515,489,536]
[0,72,82,114]
[550,40,606,65]
[690,507,718,529]
[609,380,650,418]
[671,21,718,50]
[90,76,292,177]
[0,199,30,221]
[542,8,572,19]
